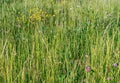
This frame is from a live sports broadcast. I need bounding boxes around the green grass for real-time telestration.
[0,0,120,83]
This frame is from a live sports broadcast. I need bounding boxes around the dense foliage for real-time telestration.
[0,0,120,83]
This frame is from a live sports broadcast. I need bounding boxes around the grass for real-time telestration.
[0,0,120,83]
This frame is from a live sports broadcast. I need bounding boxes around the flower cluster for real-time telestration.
[28,7,49,24]
[16,6,55,25]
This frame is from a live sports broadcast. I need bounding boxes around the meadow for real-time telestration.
[0,0,120,83]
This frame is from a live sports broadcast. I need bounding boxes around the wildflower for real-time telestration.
[113,63,118,67]
[85,66,91,72]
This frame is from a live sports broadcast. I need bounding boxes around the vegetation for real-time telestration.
[0,0,120,83]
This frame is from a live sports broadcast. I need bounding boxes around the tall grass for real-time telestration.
[0,0,120,83]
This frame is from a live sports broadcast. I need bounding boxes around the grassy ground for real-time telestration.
[0,0,120,83]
